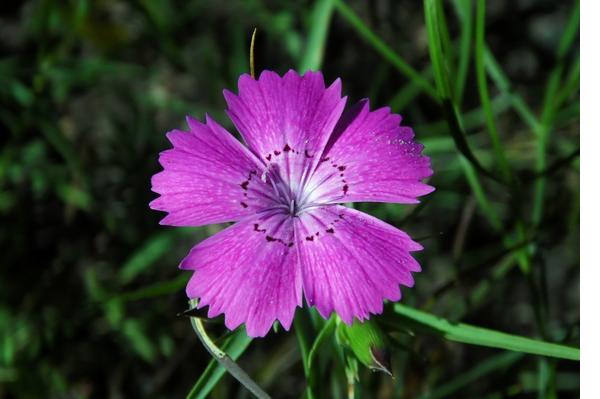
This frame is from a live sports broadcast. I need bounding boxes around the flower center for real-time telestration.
[262,163,310,217]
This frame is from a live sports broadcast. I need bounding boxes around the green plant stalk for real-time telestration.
[389,66,434,112]
[435,0,456,81]
[475,0,512,183]
[460,155,501,231]
[393,304,579,361]
[424,0,500,183]
[335,0,438,99]
[294,309,316,399]
[452,0,473,104]
[188,303,271,399]
[307,316,337,393]
[186,330,253,399]
[418,352,523,399]
[424,0,452,99]
[299,0,336,73]
[532,0,579,226]
[483,48,541,133]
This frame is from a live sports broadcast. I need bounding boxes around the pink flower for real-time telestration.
[150,70,434,337]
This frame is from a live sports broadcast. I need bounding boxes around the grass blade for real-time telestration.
[532,0,580,226]
[188,303,270,399]
[475,0,512,183]
[186,329,253,399]
[335,0,438,99]
[418,352,523,399]
[392,304,579,361]
[423,0,501,183]
[299,0,336,73]
[452,0,473,105]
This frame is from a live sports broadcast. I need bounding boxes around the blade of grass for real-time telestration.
[392,304,579,361]
[483,48,541,133]
[416,93,512,136]
[294,309,317,399]
[452,0,473,105]
[532,0,579,226]
[388,66,433,112]
[188,308,270,399]
[334,0,438,99]
[460,156,502,231]
[475,0,512,183]
[418,352,523,399]
[306,316,337,396]
[423,0,501,183]
[186,329,253,399]
[299,0,336,73]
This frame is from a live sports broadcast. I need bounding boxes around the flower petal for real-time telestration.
[224,70,347,194]
[150,116,275,226]
[305,100,434,205]
[183,210,301,337]
[294,205,422,324]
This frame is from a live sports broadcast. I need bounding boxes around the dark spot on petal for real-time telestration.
[304,150,313,158]
[326,228,335,234]
[274,150,281,156]
[321,157,330,161]
[283,144,291,152]
[266,154,272,161]
[287,242,294,247]
[333,164,338,167]
[315,232,320,236]
[266,236,276,242]
[306,236,314,241]
[250,170,257,175]
[240,202,248,208]
[338,165,346,171]
[340,173,344,177]
[254,224,266,233]
[339,214,345,219]
[343,184,349,194]
[240,181,249,190]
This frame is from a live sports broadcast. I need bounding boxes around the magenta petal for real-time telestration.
[150,116,275,227]
[294,205,422,324]
[224,70,347,194]
[182,210,301,337]
[306,100,434,204]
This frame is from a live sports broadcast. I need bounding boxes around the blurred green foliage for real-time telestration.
[0,0,578,398]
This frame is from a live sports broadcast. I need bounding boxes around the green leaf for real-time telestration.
[392,304,579,361]
[337,319,391,375]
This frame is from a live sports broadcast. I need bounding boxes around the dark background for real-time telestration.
[0,0,579,398]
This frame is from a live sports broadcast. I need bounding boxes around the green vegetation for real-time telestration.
[0,0,579,397]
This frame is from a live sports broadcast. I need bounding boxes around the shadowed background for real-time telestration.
[0,0,579,398]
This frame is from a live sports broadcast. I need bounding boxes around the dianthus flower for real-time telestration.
[150,70,433,337]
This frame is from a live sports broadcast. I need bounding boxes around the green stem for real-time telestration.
[188,302,271,399]
[335,0,438,99]
[475,0,512,183]
[299,0,336,73]
[532,0,579,226]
